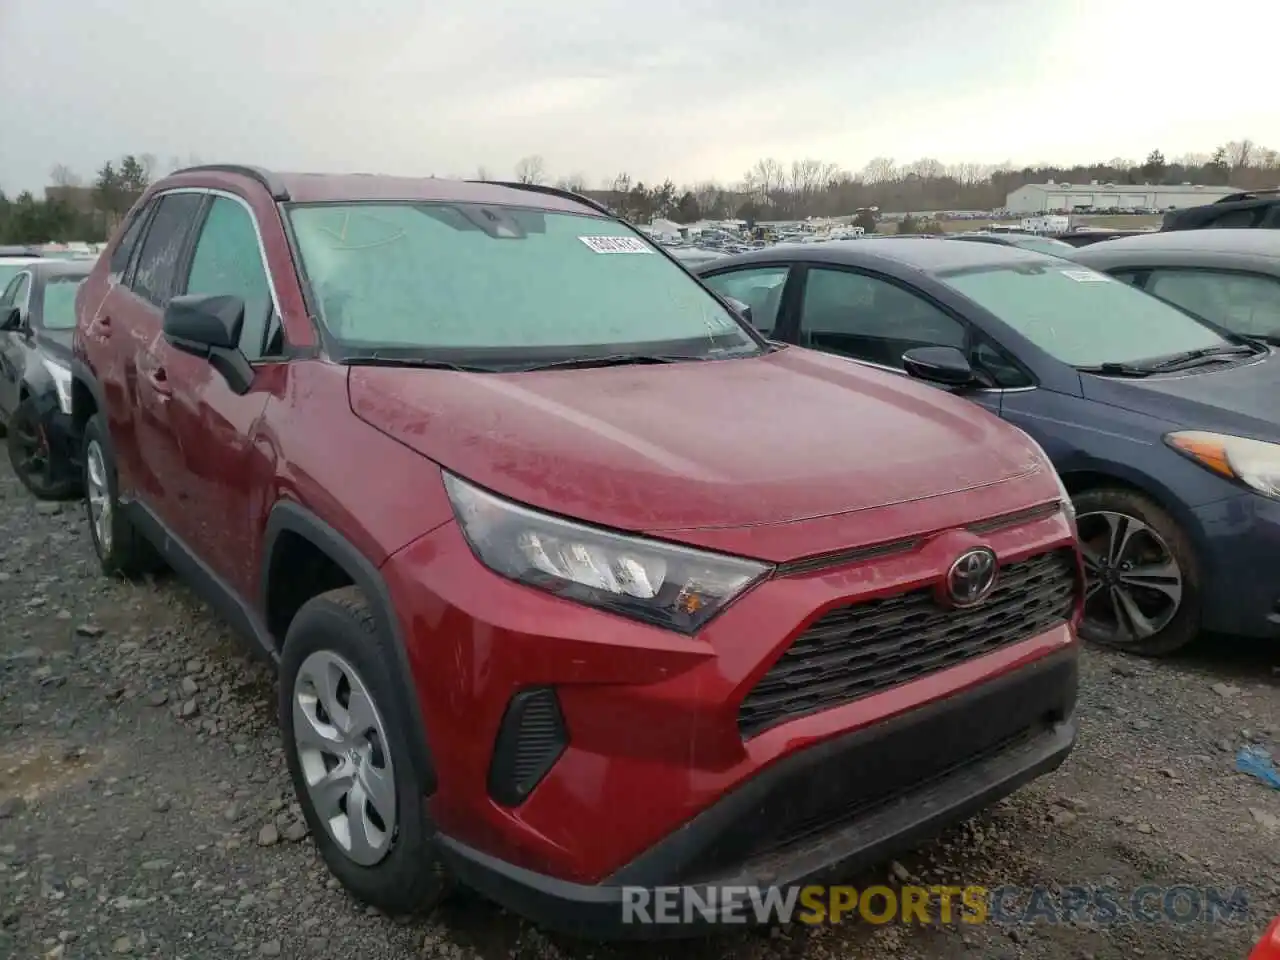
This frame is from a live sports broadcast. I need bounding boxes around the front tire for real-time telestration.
[8,397,79,500]
[82,414,161,578]
[1073,488,1200,657]
[279,586,447,915]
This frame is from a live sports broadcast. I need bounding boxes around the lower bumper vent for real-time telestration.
[487,687,568,807]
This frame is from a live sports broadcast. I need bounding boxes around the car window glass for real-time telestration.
[287,203,757,358]
[130,193,204,307]
[109,203,152,281]
[1148,269,1280,340]
[798,267,966,369]
[941,263,1229,366]
[1109,270,1142,287]
[41,277,86,330]
[4,274,31,314]
[973,338,1031,388]
[1208,209,1257,228]
[700,267,788,334]
[0,265,23,291]
[183,197,277,359]
[0,273,23,307]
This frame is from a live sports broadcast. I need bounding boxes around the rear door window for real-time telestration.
[1147,269,1280,340]
[129,193,205,307]
[109,202,154,283]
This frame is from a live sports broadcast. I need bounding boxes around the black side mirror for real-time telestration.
[724,296,754,326]
[902,346,976,387]
[0,307,20,332]
[162,294,254,395]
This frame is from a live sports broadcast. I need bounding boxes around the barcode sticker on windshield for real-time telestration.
[1060,269,1111,282]
[579,236,653,254]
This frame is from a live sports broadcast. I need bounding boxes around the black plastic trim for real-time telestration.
[124,501,278,663]
[69,359,106,422]
[487,687,568,807]
[261,501,437,794]
[171,164,292,202]
[473,180,613,217]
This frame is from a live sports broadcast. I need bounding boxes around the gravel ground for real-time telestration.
[2,466,1279,960]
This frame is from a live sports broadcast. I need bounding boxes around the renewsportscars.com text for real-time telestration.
[621,884,1251,926]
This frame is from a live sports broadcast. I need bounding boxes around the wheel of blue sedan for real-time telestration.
[1073,488,1200,657]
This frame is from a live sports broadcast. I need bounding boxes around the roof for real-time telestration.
[161,165,606,217]
[1071,228,1280,271]
[29,259,94,279]
[696,237,1049,275]
[1013,182,1237,196]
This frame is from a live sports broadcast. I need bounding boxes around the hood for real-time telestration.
[1082,348,1280,442]
[348,347,1048,534]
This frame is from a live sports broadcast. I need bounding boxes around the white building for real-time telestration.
[1005,181,1239,214]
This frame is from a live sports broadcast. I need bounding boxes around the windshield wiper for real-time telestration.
[511,353,718,372]
[1141,345,1256,372]
[1076,362,1154,377]
[343,356,498,373]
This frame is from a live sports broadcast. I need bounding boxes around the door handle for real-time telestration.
[146,366,172,396]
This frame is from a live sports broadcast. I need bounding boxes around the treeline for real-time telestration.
[5,140,1277,243]
[0,153,174,245]
[510,139,1278,223]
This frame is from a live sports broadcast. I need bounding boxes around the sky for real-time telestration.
[2,0,1277,195]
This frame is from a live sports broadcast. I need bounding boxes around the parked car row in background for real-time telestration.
[695,231,1280,659]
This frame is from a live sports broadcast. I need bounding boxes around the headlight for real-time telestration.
[1051,467,1077,530]
[41,356,73,416]
[444,473,771,633]
[1166,431,1280,500]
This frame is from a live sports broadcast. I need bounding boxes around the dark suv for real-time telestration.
[1162,189,1280,232]
[71,165,1081,936]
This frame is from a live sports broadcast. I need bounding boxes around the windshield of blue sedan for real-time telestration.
[287,202,758,361]
[939,262,1232,366]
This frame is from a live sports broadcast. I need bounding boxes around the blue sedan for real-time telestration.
[696,238,1280,657]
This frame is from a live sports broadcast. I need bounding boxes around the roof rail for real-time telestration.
[471,180,614,218]
[169,164,291,202]
[1216,187,1280,204]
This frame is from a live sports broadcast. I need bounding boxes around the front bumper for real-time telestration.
[438,646,1078,939]
[1193,492,1280,638]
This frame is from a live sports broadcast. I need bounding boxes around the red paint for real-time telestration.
[74,168,1080,888]
[1250,917,1280,960]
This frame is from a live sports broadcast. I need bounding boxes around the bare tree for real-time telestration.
[861,157,897,184]
[742,158,786,207]
[475,165,491,181]
[1224,139,1255,170]
[514,155,547,185]
[903,158,945,180]
[555,173,588,193]
[138,153,158,181]
[49,164,81,188]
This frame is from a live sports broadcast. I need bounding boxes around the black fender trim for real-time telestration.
[124,501,278,664]
[261,501,438,794]
[70,359,107,423]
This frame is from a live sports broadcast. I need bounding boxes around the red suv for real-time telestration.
[70,165,1082,935]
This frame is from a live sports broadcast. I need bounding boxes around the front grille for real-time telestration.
[737,549,1077,738]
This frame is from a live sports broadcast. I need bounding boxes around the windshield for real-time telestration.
[940,262,1233,366]
[287,202,759,363]
[41,276,84,329]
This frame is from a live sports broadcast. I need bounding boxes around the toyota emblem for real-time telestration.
[944,547,999,607]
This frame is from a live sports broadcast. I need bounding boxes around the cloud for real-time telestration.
[1,0,1276,193]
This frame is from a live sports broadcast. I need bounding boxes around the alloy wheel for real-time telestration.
[85,440,112,555]
[13,418,52,484]
[292,650,397,867]
[1077,510,1183,644]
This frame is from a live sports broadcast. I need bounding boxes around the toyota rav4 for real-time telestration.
[70,165,1082,936]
